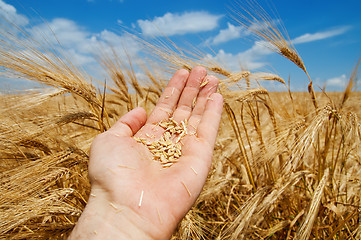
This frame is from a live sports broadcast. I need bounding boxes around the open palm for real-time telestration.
[70,67,223,240]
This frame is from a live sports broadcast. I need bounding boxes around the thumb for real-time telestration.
[107,107,147,137]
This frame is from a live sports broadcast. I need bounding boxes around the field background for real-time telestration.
[0,1,361,239]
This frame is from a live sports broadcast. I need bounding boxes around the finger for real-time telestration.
[107,107,147,137]
[181,93,223,160]
[172,66,207,123]
[187,75,219,133]
[147,69,189,124]
[166,93,223,192]
[195,93,224,145]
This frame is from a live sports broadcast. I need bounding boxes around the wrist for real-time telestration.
[68,191,164,240]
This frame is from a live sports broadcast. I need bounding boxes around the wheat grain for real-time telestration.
[134,118,188,167]
[157,207,163,225]
[192,97,197,108]
[181,181,192,198]
[118,164,136,170]
[190,166,198,175]
[109,202,118,211]
[200,79,209,88]
[138,190,144,207]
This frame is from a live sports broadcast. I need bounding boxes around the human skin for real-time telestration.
[68,66,224,240]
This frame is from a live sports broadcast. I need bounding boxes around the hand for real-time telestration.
[68,66,223,240]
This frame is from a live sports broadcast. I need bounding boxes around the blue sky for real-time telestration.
[1,0,361,91]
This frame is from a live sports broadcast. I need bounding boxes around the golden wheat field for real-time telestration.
[1,1,361,239]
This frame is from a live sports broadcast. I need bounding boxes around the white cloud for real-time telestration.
[205,42,272,71]
[26,18,142,66]
[0,0,29,26]
[292,26,351,44]
[324,74,347,88]
[0,1,143,89]
[206,22,244,45]
[97,30,141,56]
[30,18,89,48]
[137,11,222,37]
[205,24,352,75]
[0,3,143,85]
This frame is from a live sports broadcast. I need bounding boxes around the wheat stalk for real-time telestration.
[231,0,318,109]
